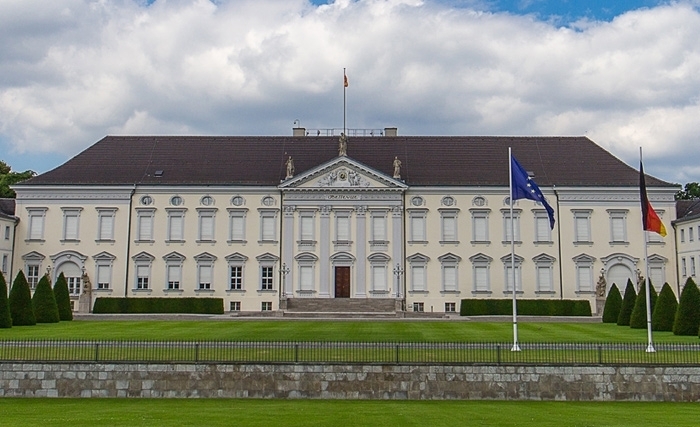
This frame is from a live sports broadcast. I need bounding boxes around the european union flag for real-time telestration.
[511,155,555,229]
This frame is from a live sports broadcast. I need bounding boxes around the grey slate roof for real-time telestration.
[23,135,675,188]
[675,199,700,222]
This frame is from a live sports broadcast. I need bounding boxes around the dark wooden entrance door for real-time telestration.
[334,267,350,298]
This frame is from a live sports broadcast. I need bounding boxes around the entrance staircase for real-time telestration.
[283,298,401,318]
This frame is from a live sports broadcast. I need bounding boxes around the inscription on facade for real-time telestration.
[326,194,361,200]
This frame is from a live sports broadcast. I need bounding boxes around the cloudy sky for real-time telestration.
[1,0,699,185]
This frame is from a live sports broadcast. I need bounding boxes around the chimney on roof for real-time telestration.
[384,127,397,137]
[293,127,306,137]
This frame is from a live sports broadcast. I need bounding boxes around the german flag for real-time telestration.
[640,161,667,237]
[344,74,348,88]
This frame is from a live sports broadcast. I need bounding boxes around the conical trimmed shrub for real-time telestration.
[673,277,700,336]
[629,280,658,329]
[0,271,12,328]
[652,283,678,332]
[9,270,36,326]
[53,272,73,321]
[32,275,59,323]
[617,279,637,326]
[601,283,622,323]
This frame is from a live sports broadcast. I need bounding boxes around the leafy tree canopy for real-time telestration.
[0,160,36,198]
[675,182,700,200]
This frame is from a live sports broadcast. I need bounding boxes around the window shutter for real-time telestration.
[411,266,425,291]
[97,265,109,286]
[474,216,487,241]
[200,215,214,240]
[372,216,386,241]
[575,217,589,241]
[372,266,386,291]
[231,216,244,240]
[537,266,551,292]
[100,215,114,240]
[300,216,313,240]
[443,266,457,291]
[170,215,183,240]
[139,216,152,240]
[200,265,212,286]
[64,215,78,240]
[168,265,180,283]
[475,266,488,291]
[262,216,275,240]
[650,267,663,290]
[336,216,350,241]
[30,215,43,240]
[442,216,456,241]
[536,216,549,241]
[411,216,425,241]
[300,266,313,290]
[578,266,592,291]
[611,217,625,241]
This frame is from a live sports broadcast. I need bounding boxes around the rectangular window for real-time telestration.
[690,227,695,242]
[411,265,426,292]
[682,257,687,276]
[372,265,387,291]
[608,210,628,243]
[64,213,79,240]
[299,214,314,242]
[261,266,274,290]
[371,214,387,242]
[260,213,276,242]
[27,209,46,241]
[445,302,456,313]
[198,211,215,242]
[67,277,80,295]
[410,215,426,242]
[230,301,241,311]
[691,257,697,277]
[536,265,553,292]
[413,302,424,312]
[1,255,7,274]
[229,212,246,242]
[167,211,185,241]
[441,213,458,242]
[681,229,686,243]
[299,265,314,291]
[261,301,273,311]
[4,225,10,240]
[471,211,489,242]
[199,265,212,290]
[167,265,181,289]
[503,212,520,242]
[534,212,551,243]
[573,211,591,243]
[230,266,243,290]
[136,265,150,289]
[443,265,458,292]
[505,265,522,292]
[26,265,39,289]
[97,211,115,241]
[96,265,110,289]
[474,266,489,292]
[137,211,154,241]
[577,265,593,292]
[336,214,350,242]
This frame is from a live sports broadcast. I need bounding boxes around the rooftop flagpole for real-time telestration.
[640,147,656,353]
[343,68,347,136]
[509,147,521,352]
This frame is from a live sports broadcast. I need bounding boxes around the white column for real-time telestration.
[282,205,295,297]
[392,205,403,298]
[355,206,367,297]
[319,205,331,297]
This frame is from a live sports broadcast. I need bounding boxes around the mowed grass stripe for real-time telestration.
[0,320,698,343]
[0,399,698,427]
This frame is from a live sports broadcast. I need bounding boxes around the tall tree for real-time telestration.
[9,270,36,326]
[652,283,678,332]
[32,275,60,323]
[629,280,658,329]
[675,182,700,200]
[53,272,73,321]
[0,160,36,198]
[601,283,622,323]
[673,277,700,336]
[0,271,12,328]
[617,279,637,326]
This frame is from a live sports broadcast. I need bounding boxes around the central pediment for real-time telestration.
[279,157,407,191]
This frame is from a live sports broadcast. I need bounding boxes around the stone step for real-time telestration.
[285,298,398,313]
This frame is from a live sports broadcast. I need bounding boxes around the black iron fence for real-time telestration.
[1,340,699,365]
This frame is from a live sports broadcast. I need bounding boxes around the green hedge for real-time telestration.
[460,299,592,316]
[93,297,224,315]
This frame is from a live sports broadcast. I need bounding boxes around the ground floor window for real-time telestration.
[445,302,456,312]
[261,301,273,311]
[230,301,241,311]
[67,276,81,295]
[413,302,424,312]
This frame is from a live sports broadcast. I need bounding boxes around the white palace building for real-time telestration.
[9,128,680,315]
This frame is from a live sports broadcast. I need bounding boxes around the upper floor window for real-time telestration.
[96,208,117,241]
[197,209,216,242]
[26,208,47,241]
[140,195,153,206]
[370,212,387,242]
[534,210,552,243]
[502,209,521,243]
[472,196,487,207]
[62,208,82,241]
[170,196,184,206]
[335,212,351,242]
[608,209,628,244]
[231,196,245,206]
[470,209,490,243]
[407,253,429,293]
[533,254,556,293]
[411,196,424,207]
[200,196,215,206]
[408,210,427,243]
[163,252,185,290]
[93,252,116,290]
[194,252,217,291]
[573,253,596,293]
[438,253,461,293]
[259,209,278,243]
[573,210,592,243]
[681,228,686,243]
[501,254,523,294]
[690,227,695,242]
[136,209,155,242]
[469,253,493,294]
[166,209,186,242]
[4,225,10,240]
[441,196,455,207]
[440,209,459,243]
[228,208,247,243]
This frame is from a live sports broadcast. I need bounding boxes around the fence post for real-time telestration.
[598,345,602,364]
[497,345,501,365]
[295,344,299,363]
[195,343,200,363]
[396,344,400,365]
[94,343,99,362]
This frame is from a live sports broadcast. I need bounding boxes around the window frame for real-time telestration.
[470,208,490,244]
[135,208,156,242]
[607,209,629,244]
[572,209,592,244]
[501,208,521,244]
[439,208,459,244]
[197,208,217,243]
[573,253,596,294]
[26,208,48,242]
[166,208,187,243]
[132,252,155,291]
[194,252,217,291]
[96,208,117,242]
[469,253,493,294]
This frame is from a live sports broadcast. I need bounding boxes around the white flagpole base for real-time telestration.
[511,343,521,352]
[646,344,656,353]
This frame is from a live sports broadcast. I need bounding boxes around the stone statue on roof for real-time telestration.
[338,133,347,157]
[393,156,402,179]
[285,156,294,179]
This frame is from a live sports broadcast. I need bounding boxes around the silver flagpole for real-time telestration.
[640,147,655,353]
[509,147,520,351]
[343,68,347,135]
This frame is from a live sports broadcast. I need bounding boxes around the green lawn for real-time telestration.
[0,399,697,427]
[0,319,698,342]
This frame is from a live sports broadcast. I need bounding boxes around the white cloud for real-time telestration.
[1,0,699,183]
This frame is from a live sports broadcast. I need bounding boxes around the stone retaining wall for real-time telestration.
[1,363,699,401]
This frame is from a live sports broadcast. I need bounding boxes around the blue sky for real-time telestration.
[1,0,699,185]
